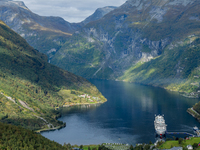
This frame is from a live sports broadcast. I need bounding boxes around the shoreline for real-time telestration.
[134,81,199,99]
[89,78,199,99]
[35,124,66,133]
[187,108,200,123]
[35,101,105,133]
[36,79,199,134]
[62,102,104,108]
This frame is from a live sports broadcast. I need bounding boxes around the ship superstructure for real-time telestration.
[154,115,167,137]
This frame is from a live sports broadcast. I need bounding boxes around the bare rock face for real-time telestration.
[82,6,117,25]
[0,0,80,57]
[1,0,199,98]
[1,0,200,88]
[50,0,199,82]
[0,0,78,33]
[0,1,117,59]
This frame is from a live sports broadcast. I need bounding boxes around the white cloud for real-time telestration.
[17,0,127,23]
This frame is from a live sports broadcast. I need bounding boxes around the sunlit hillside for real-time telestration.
[0,20,106,130]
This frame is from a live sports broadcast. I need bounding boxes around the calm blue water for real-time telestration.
[41,79,200,145]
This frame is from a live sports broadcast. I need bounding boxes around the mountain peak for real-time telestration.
[82,6,117,25]
[126,0,193,7]
[0,0,29,10]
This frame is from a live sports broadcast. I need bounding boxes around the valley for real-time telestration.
[2,0,200,99]
[0,0,200,149]
[0,19,106,131]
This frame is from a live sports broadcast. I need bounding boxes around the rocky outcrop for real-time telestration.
[0,0,78,57]
[0,1,117,59]
[81,6,117,25]
[51,0,199,82]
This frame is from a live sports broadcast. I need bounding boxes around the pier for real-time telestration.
[154,114,200,138]
[166,132,195,137]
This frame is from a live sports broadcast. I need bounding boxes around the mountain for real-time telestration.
[51,0,200,97]
[0,0,81,59]
[81,6,117,25]
[0,1,117,61]
[0,19,106,130]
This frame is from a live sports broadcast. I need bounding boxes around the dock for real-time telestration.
[166,132,195,136]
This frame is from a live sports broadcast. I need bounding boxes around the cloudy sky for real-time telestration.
[20,0,127,23]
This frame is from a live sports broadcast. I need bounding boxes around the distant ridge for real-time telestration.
[0,1,116,59]
[82,6,117,25]
[51,0,200,98]
[0,0,79,57]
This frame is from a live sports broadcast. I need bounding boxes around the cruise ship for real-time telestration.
[154,115,167,137]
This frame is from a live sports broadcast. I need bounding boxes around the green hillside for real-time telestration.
[51,33,106,78]
[119,37,200,97]
[0,122,68,150]
[0,20,106,131]
[51,0,200,99]
[159,137,200,149]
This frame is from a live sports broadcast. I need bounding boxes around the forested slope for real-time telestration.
[0,20,106,130]
[0,122,68,150]
[120,38,200,98]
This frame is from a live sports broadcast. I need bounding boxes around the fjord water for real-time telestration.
[41,79,200,145]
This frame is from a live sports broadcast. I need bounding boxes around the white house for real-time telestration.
[187,145,193,150]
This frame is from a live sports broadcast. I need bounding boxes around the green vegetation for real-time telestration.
[113,32,130,54]
[120,37,200,96]
[51,33,105,78]
[51,0,200,83]
[0,20,106,130]
[141,44,152,53]
[127,0,200,41]
[58,89,105,106]
[25,28,70,57]
[0,121,144,150]
[0,122,68,150]
[188,100,200,122]
[130,144,153,150]
[160,137,200,149]
[101,143,130,150]
[77,144,110,150]
[64,143,130,150]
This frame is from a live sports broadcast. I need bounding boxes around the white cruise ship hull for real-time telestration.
[154,115,167,137]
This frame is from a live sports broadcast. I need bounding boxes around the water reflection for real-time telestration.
[61,104,101,115]
[41,79,200,145]
[140,96,153,112]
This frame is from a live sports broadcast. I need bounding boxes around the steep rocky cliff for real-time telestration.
[51,0,200,96]
[0,0,78,58]
[81,6,117,25]
[0,0,116,60]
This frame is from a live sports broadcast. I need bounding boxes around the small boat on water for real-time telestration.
[193,126,200,136]
[154,115,167,137]
[193,126,198,132]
